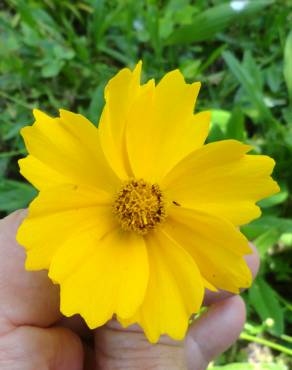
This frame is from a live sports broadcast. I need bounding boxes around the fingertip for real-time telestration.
[190,295,246,342]
[187,296,246,369]
[0,209,27,230]
[0,210,28,252]
[244,243,260,279]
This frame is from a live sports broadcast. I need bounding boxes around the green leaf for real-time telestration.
[248,277,284,336]
[210,109,231,132]
[243,216,292,237]
[243,50,264,91]
[254,228,281,257]
[41,59,65,78]
[166,1,274,45]
[0,179,37,212]
[0,158,8,177]
[222,51,275,126]
[226,106,245,141]
[280,232,292,247]
[180,59,201,79]
[207,109,231,142]
[283,30,292,104]
[87,83,106,125]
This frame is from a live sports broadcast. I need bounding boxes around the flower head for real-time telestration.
[16,62,279,343]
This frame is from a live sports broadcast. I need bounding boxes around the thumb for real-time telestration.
[95,320,187,370]
[0,325,83,370]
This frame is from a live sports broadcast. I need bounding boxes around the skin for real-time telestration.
[0,210,259,370]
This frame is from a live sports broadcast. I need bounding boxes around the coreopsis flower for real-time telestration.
[16,62,279,343]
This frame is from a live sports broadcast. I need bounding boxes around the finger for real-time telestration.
[203,243,260,306]
[245,243,260,277]
[0,325,83,370]
[59,314,93,341]
[0,210,61,331]
[186,296,246,370]
[95,320,187,370]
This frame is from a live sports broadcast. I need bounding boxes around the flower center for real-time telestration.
[113,179,167,235]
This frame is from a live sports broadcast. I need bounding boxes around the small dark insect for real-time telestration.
[172,201,181,206]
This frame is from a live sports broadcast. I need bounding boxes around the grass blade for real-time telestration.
[166,0,274,45]
[284,30,292,105]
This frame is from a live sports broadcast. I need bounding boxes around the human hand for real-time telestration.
[0,210,259,370]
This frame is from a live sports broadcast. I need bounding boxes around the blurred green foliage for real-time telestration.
[0,0,292,367]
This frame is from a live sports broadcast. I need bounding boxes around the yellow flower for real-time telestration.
[16,62,279,343]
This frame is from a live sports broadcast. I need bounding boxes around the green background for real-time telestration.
[0,0,291,368]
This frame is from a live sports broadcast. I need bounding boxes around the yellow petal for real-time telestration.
[16,184,113,270]
[126,69,209,182]
[125,79,155,180]
[98,62,142,179]
[58,229,148,328]
[202,277,218,292]
[119,230,204,343]
[162,140,279,225]
[163,207,252,294]
[20,109,120,193]
[19,155,69,190]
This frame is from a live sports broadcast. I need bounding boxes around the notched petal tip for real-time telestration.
[133,60,142,75]
[20,109,52,140]
[158,68,201,89]
[200,110,211,117]
[24,256,42,272]
[19,125,31,139]
[273,180,281,193]
[32,108,41,119]
[58,108,70,116]
[32,108,53,121]
[230,139,254,153]
[18,156,24,166]
[263,155,277,175]
[104,61,143,103]
[243,241,254,256]
[192,80,201,90]
[58,108,93,125]
[159,68,202,91]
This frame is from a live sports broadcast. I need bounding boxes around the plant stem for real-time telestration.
[281,334,292,344]
[240,332,292,356]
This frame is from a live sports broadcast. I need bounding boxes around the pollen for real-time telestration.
[113,179,167,235]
